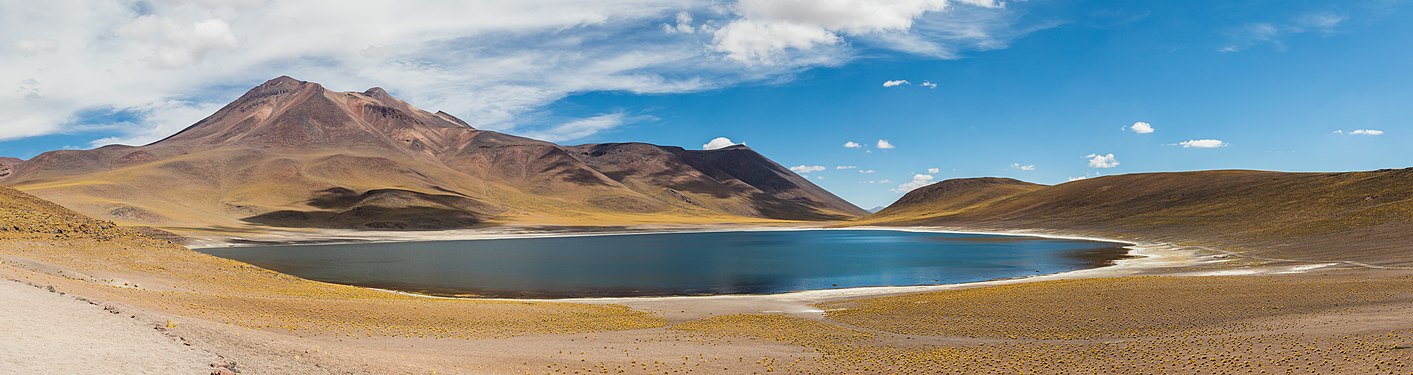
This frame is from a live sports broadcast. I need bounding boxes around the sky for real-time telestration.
[2,0,1410,209]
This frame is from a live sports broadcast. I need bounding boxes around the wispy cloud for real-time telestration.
[789,165,826,174]
[1334,129,1384,136]
[520,112,653,142]
[1221,12,1346,52]
[882,80,911,87]
[0,0,1032,146]
[1011,163,1035,171]
[1177,139,1227,148]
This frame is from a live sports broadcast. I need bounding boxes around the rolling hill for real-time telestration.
[858,170,1413,267]
[0,77,864,232]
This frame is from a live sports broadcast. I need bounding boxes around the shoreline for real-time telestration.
[192,225,1345,305]
[306,226,1218,304]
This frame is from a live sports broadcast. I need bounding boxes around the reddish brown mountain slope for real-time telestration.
[1,77,863,231]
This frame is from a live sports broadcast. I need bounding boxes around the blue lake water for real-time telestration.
[198,230,1129,298]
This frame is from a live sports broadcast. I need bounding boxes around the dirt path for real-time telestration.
[0,279,215,375]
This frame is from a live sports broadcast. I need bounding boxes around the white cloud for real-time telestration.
[703,136,741,150]
[1178,139,1227,149]
[835,165,857,170]
[711,0,1006,64]
[1068,172,1100,181]
[1222,12,1345,52]
[920,80,937,89]
[926,167,940,174]
[863,179,892,184]
[1129,121,1154,134]
[843,141,863,148]
[789,165,826,174]
[0,0,1030,145]
[876,139,895,149]
[892,174,935,193]
[519,112,649,143]
[882,79,910,87]
[1349,129,1384,136]
[858,169,876,174]
[1011,163,1035,171]
[661,11,698,34]
[15,38,60,55]
[1086,153,1119,169]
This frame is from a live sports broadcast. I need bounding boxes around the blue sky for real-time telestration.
[2,0,1410,209]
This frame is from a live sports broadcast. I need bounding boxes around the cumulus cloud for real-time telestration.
[1011,163,1035,171]
[1086,153,1119,169]
[920,80,938,89]
[703,137,742,150]
[711,0,1006,64]
[790,165,826,174]
[926,167,940,174]
[882,79,910,87]
[876,139,895,149]
[843,141,863,148]
[661,11,698,34]
[892,174,935,192]
[1178,139,1227,148]
[1129,121,1154,134]
[1068,172,1101,181]
[835,165,857,170]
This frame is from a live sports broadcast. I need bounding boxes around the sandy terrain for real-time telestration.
[0,279,216,374]
[2,214,1410,374]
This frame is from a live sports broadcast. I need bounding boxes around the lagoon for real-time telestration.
[199,230,1129,298]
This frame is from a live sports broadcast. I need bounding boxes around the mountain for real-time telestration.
[866,206,886,214]
[1,76,864,231]
[858,170,1413,267]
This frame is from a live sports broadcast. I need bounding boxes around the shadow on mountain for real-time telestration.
[243,187,495,230]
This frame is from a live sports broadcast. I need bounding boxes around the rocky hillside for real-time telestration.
[1,77,864,231]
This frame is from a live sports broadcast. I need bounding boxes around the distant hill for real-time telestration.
[866,206,886,214]
[858,170,1413,267]
[1,77,864,231]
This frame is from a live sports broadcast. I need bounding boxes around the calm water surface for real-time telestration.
[199,230,1129,298]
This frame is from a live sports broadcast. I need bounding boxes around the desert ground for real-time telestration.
[2,186,1411,374]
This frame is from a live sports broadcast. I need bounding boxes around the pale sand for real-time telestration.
[0,279,216,375]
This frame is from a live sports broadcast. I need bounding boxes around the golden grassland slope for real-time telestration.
[857,169,1413,267]
[4,183,1413,374]
[0,185,664,341]
[0,77,863,234]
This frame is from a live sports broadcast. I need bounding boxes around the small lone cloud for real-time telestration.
[858,169,877,174]
[843,141,862,148]
[1178,139,1227,148]
[1011,163,1036,171]
[882,80,910,88]
[926,167,940,174]
[876,139,895,149]
[920,81,938,89]
[1335,129,1384,136]
[703,137,740,150]
[789,165,826,174]
[1086,153,1119,169]
[835,165,857,170]
[1129,121,1154,134]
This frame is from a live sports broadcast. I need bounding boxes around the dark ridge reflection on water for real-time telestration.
[198,230,1130,298]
